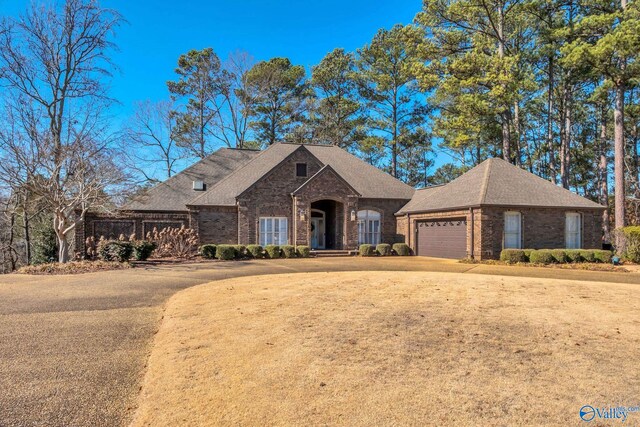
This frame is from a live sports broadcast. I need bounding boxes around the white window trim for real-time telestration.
[358,210,381,245]
[565,212,582,249]
[259,217,288,246]
[503,211,522,249]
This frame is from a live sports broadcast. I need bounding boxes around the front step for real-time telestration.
[311,250,357,257]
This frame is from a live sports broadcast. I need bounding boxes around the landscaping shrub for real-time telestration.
[145,226,198,258]
[529,249,555,264]
[296,245,310,258]
[376,243,392,256]
[281,245,297,258]
[565,249,583,263]
[500,249,527,263]
[215,244,236,260]
[132,241,156,261]
[392,243,411,256]
[246,245,264,259]
[550,249,568,264]
[233,245,247,259]
[593,249,613,263]
[523,249,533,260]
[616,226,640,262]
[97,240,133,263]
[265,245,281,259]
[200,244,217,259]
[578,250,596,263]
[359,244,375,257]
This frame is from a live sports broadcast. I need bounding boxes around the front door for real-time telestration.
[310,213,326,249]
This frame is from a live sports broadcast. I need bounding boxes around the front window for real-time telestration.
[358,210,381,245]
[259,217,288,246]
[504,211,522,249]
[565,212,582,249]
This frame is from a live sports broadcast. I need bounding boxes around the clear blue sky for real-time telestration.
[1,0,422,119]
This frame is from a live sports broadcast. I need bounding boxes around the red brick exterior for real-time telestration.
[398,206,603,260]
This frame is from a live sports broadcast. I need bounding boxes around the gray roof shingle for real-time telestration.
[397,157,605,214]
[189,143,415,207]
[122,148,260,211]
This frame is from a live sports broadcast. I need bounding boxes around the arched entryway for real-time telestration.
[310,199,344,249]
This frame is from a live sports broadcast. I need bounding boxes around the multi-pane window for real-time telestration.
[358,210,381,245]
[504,211,522,249]
[565,212,582,249]
[259,217,288,246]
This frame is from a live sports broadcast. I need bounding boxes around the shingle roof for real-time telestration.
[397,157,605,214]
[189,143,415,207]
[122,148,260,211]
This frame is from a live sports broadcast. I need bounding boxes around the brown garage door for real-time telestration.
[416,218,467,259]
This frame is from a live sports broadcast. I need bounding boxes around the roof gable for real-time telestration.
[293,164,362,197]
[398,157,605,214]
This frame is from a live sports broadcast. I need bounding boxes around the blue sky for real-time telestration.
[1,0,452,175]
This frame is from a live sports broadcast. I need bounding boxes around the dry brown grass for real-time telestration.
[132,272,640,426]
[17,260,130,275]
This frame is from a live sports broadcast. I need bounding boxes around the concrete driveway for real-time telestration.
[0,257,638,426]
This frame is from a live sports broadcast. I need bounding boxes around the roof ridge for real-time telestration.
[478,158,493,205]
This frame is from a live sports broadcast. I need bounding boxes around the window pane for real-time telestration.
[504,212,521,249]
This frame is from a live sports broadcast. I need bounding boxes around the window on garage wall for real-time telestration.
[358,210,381,245]
[565,212,582,249]
[504,211,522,249]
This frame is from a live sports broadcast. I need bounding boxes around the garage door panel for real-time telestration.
[416,219,467,259]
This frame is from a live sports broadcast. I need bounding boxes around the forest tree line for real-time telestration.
[0,0,638,270]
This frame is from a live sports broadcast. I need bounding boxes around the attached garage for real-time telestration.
[416,218,467,259]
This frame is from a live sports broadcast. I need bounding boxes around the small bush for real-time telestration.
[578,250,596,263]
[593,249,613,263]
[215,244,236,261]
[97,240,133,262]
[246,245,264,259]
[523,249,533,260]
[145,226,198,258]
[265,245,281,259]
[132,241,156,261]
[616,226,640,262]
[233,245,247,259]
[359,244,375,257]
[565,249,583,263]
[281,245,297,258]
[529,249,555,264]
[549,249,567,263]
[500,249,527,263]
[376,243,392,256]
[392,243,411,256]
[200,244,217,259]
[296,245,310,258]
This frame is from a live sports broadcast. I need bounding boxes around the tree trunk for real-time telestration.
[58,235,69,263]
[514,101,522,167]
[600,106,610,242]
[614,83,626,230]
[547,56,556,183]
[560,82,572,189]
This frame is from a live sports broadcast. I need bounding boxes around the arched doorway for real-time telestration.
[310,199,344,249]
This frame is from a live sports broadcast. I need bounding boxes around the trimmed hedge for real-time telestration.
[215,244,236,260]
[281,245,297,258]
[233,245,247,259]
[507,248,613,265]
[98,240,133,263]
[529,249,555,264]
[200,244,217,259]
[376,243,392,256]
[265,245,281,259]
[296,246,311,258]
[392,243,411,256]
[246,245,264,259]
[359,244,375,257]
[132,241,156,261]
[500,249,527,263]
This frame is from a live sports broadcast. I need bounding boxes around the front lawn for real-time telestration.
[132,271,640,426]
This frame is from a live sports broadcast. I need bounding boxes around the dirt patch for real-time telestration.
[131,272,640,426]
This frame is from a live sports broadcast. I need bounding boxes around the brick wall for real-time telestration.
[196,206,238,244]
[359,198,410,244]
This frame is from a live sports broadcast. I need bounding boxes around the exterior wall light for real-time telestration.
[350,209,356,221]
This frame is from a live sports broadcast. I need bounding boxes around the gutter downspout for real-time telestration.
[469,207,475,260]
[292,194,297,251]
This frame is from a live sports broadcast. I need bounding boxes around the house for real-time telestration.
[78,144,605,260]
[79,143,414,252]
[395,157,606,259]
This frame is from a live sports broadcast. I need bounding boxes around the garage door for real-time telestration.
[416,218,467,259]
